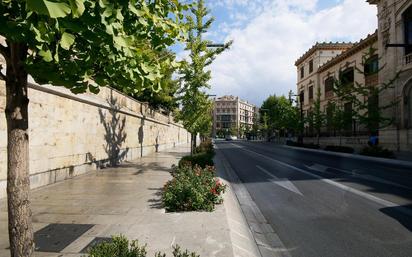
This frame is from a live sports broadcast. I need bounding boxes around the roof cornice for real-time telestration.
[317,31,378,73]
[366,0,379,5]
[295,42,353,66]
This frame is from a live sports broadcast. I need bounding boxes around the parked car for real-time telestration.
[225,135,237,141]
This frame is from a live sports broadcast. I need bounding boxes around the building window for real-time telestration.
[309,86,314,100]
[221,115,231,122]
[325,77,334,98]
[340,67,354,87]
[403,5,412,56]
[300,66,304,79]
[364,55,379,75]
[309,60,314,73]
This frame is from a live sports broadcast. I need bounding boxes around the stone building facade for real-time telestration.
[295,34,378,135]
[295,42,353,112]
[0,80,190,199]
[367,0,412,151]
[212,95,258,138]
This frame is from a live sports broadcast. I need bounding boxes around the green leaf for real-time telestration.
[27,0,72,18]
[39,49,53,62]
[60,32,75,50]
[89,84,100,94]
[138,17,148,26]
[68,0,85,18]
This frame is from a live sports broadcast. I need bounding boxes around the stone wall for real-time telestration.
[0,80,190,199]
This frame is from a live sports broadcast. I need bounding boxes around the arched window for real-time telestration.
[403,5,412,55]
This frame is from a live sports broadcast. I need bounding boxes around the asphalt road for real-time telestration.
[215,140,412,257]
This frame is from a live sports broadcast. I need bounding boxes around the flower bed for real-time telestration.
[163,165,226,212]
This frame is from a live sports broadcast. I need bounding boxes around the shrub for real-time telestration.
[285,140,298,146]
[301,143,320,149]
[194,139,214,155]
[88,236,146,257]
[178,152,214,168]
[163,165,226,212]
[324,145,355,153]
[360,146,395,159]
[286,140,320,149]
[88,235,199,257]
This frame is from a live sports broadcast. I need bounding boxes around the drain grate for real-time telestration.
[81,237,113,253]
[34,223,94,252]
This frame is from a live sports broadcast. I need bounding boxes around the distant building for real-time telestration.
[212,95,259,138]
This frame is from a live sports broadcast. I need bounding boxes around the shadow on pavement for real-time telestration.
[380,205,412,232]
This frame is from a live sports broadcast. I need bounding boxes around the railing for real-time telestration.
[405,53,412,65]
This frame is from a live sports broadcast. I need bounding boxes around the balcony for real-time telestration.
[405,53,412,65]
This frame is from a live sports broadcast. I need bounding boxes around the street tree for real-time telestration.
[334,47,399,139]
[312,87,324,145]
[261,95,296,140]
[0,1,186,255]
[177,0,231,152]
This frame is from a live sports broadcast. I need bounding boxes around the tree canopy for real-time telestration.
[0,0,187,94]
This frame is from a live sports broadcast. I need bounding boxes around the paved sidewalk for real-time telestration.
[0,144,256,257]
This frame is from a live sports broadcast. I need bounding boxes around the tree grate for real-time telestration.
[34,223,94,252]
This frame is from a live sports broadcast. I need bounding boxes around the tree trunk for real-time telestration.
[192,133,197,154]
[190,133,196,155]
[5,42,34,257]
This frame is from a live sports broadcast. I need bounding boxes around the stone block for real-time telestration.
[30,158,50,174]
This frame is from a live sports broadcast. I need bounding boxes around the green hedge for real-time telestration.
[194,139,214,155]
[178,152,214,168]
[163,165,226,212]
[286,140,320,149]
[360,146,394,159]
[88,235,199,257]
[324,145,354,153]
[179,140,215,168]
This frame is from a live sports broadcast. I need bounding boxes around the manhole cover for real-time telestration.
[81,237,113,253]
[34,223,94,252]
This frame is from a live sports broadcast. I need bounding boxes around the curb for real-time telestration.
[281,144,412,169]
[214,148,291,257]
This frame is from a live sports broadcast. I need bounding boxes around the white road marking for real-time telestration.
[305,163,411,190]
[233,144,412,216]
[305,163,330,173]
[256,165,303,196]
